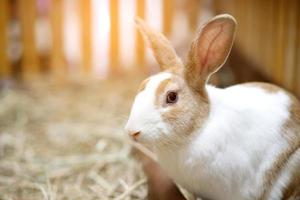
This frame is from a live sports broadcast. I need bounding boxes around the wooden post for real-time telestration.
[162,0,174,36]
[295,1,300,98]
[233,0,243,49]
[80,0,92,75]
[264,0,276,76]
[135,0,145,69]
[19,0,39,79]
[0,0,10,77]
[273,0,286,85]
[252,0,261,71]
[186,0,201,33]
[259,0,270,76]
[50,0,65,79]
[211,0,300,97]
[244,0,252,63]
[110,0,120,74]
[283,0,298,91]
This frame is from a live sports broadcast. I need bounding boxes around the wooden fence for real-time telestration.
[0,0,201,79]
[214,0,300,96]
[0,0,299,97]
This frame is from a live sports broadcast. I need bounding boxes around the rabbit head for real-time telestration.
[125,14,237,147]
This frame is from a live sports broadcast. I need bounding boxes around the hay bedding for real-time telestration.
[0,75,148,200]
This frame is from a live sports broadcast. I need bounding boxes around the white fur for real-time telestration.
[126,13,299,200]
[126,75,295,199]
[125,72,171,143]
[154,84,292,200]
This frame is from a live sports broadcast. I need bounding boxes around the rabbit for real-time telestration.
[125,14,300,200]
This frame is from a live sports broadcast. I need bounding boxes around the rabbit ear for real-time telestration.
[185,14,236,92]
[135,17,183,71]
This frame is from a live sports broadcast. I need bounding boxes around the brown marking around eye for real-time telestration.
[138,78,151,93]
[154,78,172,107]
[154,75,210,138]
[161,93,209,137]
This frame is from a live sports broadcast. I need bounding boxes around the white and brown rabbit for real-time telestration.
[125,14,300,200]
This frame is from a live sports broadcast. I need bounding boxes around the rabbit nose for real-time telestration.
[125,121,141,140]
[127,130,141,140]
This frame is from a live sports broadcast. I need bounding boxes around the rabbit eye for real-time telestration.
[166,91,178,104]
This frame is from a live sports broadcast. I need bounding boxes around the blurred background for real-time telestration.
[0,0,299,199]
[0,0,299,92]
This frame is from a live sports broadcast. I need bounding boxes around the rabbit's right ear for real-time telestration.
[185,14,236,92]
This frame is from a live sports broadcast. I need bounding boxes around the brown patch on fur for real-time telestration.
[154,78,172,107]
[281,95,300,199]
[162,77,209,137]
[281,160,300,200]
[260,92,300,200]
[242,82,282,93]
[161,95,209,137]
[260,146,300,200]
[154,75,209,138]
[138,78,150,93]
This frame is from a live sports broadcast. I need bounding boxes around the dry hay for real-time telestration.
[0,74,148,200]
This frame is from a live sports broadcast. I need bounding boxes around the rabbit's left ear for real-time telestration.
[185,14,236,92]
[135,18,183,71]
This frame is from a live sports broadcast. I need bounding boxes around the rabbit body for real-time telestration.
[156,83,300,200]
[126,14,300,200]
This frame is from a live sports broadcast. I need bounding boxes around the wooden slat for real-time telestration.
[254,0,264,72]
[50,0,65,78]
[247,1,256,67]
[244,1,253,63]
[110,0,120,74]
[265,0,276,76]
[283,0,298,91]
[211,0,300,96]
[259,0,271,75]
[233,0,243,47]
[80,0,92,75]
[295,1,300,97]
[272,0,286,85]
[0,0,10,77]
[135,0,145,68]
[19,0,39,79]
[162,0,174,36]
[186,0,201,32]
